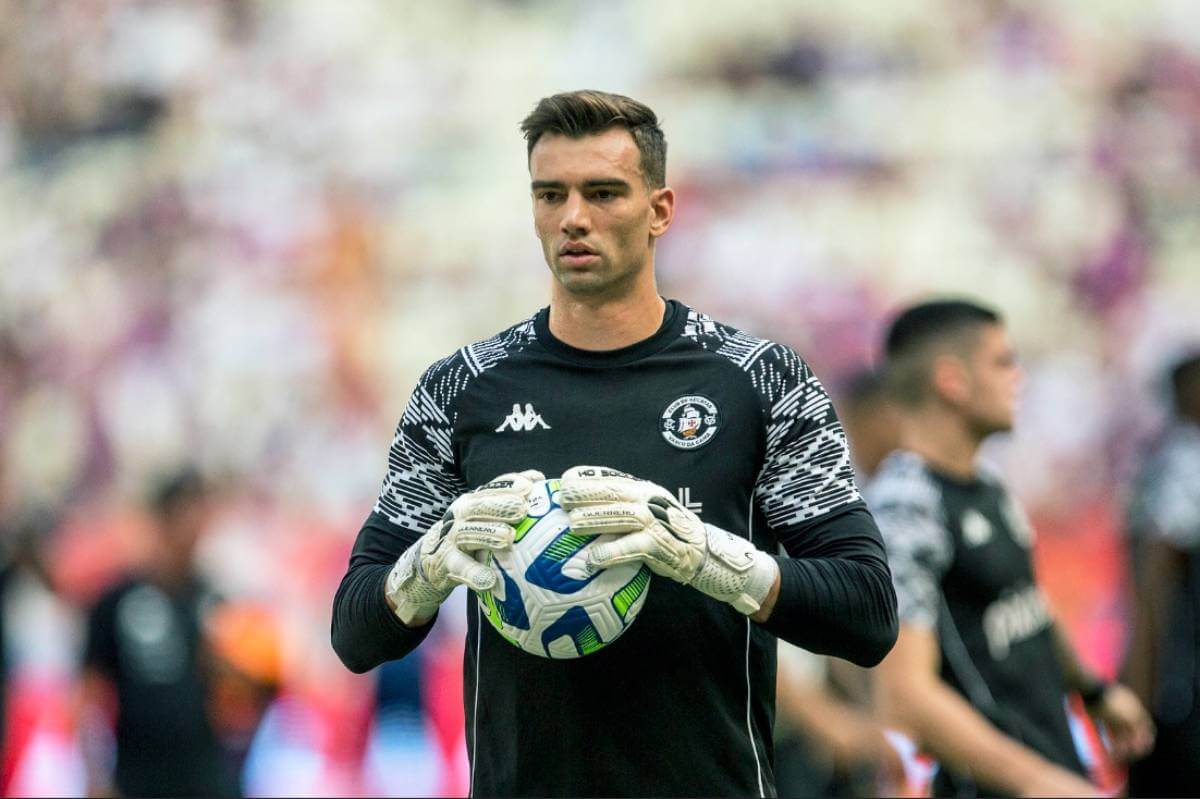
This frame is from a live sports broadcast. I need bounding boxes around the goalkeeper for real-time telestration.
[331,90,898,798]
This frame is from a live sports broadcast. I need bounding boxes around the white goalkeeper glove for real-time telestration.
[385,469,544,626]
[558,466,779,615]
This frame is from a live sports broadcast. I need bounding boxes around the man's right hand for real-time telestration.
[385,469,543,627]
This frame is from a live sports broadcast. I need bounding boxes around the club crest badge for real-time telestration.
[661,395,719,450]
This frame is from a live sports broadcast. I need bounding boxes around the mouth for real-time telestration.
[558,242,599,267]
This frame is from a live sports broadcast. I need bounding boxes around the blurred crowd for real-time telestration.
[0,0,1197,795]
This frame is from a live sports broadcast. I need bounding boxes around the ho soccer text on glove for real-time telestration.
[558,466,779,615]
[385,469,545,626]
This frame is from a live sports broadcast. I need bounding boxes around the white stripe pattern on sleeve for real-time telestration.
[373,317,537,531]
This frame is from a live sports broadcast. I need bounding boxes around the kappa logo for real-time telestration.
[962,509,993,547]
[661,395,719,450]
[496,403,551,433]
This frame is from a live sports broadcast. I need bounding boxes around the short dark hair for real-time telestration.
[148,466,207,518]
[1169,351,1200,410]
[520,90,667,188]
[838,367,891,411]
[883,299,1002,406]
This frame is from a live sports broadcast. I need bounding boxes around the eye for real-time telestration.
[592,189,615,200]
[536,190,562,203]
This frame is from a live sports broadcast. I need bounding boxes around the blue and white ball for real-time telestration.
[475,478,651,659]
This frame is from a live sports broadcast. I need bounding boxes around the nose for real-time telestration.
[560,191,590,237]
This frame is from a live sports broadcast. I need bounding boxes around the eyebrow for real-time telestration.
[530,179,631,191]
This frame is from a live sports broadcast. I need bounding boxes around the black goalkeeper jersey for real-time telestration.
[868,450,1084,797]
[333,300,897,797]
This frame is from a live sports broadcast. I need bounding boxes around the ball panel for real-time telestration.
[540,605,605,658]
[478,558,530,632]
[475,479,651,659]
[525,530,604,594]
[612,565,652,621]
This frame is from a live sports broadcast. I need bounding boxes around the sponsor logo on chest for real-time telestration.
[661,395,719,450]
[496,403,551,433]
[982,585,1051,660]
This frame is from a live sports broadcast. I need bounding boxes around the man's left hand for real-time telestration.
[1088,682,1155,762]
[558,465,779,616]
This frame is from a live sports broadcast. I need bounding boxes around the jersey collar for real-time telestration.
[533,299,686,367]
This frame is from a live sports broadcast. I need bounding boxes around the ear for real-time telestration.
[648,186,675,239]
[930,354,970,405]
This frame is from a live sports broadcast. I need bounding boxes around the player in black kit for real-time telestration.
[331,90,898,797]
[1125,352,1200,796]
[868,300,1154,797]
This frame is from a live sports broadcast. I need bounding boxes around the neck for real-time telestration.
[548,269,665,351]
[151,552,193,591]
[900,403,984,480]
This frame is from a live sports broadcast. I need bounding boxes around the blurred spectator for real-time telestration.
[1125,351,1200,796]
[206,602,283,793]
[775,642,906,797]
[0,506,86,796]
[78,468,235,798]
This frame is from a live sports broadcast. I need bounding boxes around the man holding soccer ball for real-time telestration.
[332,90,899,797]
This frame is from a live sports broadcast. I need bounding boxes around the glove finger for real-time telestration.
[453,493,527,524]
[474,470,545,497]
[560,466,668,507]
[566,504,652,534]
[585,531,660,573]
[443,548,497,591]
[559,483,638,507]
[452,521,515,552]
[562,465,636,481]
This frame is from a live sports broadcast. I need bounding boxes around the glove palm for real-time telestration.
[558,466,778,615]
[386,470,544,626]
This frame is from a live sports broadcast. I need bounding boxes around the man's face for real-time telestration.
[962,323,1023,435]
[529,128,672,299]
[160,496,212,565]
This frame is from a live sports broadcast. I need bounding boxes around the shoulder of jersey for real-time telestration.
[680,306,811,401]
[866,450,944,514]
[417,315,539,404]
[972,460,1008,490]
[1160,420,1200,472]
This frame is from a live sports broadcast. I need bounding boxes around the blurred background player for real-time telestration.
[1124,351,1200,796]
[868,299,1154,797]
[78,468,236,798]
[838,368,903,482]
[205,602,285,794]
[774,367,907,797]
[0,505,69,788]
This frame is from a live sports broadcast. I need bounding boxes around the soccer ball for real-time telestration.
[475,478,652,659]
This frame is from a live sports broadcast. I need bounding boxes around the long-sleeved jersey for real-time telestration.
[333,300,897,797]
[868,450,1084,797]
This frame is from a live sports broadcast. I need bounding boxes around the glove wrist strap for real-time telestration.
[698,524,780,615]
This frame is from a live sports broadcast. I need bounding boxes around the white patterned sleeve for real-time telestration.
[373,363,471,533]
[867,475,952,629]
[752,345,862,529]
[1140,438,1200,550]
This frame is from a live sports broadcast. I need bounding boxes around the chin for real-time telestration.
[556,273,612,296]
[971,416,1013,438]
